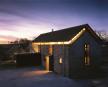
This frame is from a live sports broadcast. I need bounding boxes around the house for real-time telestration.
[32,24,102,77]
[101,41,108,67]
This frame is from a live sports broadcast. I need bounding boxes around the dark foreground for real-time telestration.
[0,67,108,87]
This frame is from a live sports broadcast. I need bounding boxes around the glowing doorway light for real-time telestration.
[45,56,49,71]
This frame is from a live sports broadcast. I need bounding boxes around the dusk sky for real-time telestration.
[0,0,108,44]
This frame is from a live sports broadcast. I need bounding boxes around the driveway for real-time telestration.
[0,67,108,87]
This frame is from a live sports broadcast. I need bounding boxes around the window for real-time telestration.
[84,44,90,65]
[59,57,62,64]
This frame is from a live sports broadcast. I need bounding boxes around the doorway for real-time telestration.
[45,55,54,71]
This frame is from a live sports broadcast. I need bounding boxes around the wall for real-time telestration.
[101,45,108,63]
[40,45,51,67]
[68,31,102,77]
[53,45,69,76]
[32,44,69,76]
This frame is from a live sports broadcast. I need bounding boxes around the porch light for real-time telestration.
[59,57,62,64]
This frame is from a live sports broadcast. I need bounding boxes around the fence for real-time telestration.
[15,53,41,67]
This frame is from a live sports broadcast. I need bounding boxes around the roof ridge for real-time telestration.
[40,24,89,35]
[33,24,101,43]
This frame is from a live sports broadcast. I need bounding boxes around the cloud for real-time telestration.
[0,0,107,44]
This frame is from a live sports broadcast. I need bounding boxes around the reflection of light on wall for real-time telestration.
[32,43,39,53]
[33,28,86,45]
[46,56,49,71]
[49,45,53,55]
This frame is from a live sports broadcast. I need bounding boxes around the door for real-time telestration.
[49,55,54,71]
[45,55,54,71]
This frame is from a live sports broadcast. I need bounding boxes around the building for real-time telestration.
[32,24,102,77]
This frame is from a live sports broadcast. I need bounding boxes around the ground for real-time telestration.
[0,67,108,87]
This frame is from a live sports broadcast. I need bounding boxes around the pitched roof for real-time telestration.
[33,24,101,43]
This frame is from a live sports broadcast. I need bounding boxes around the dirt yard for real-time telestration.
[0,67,108,87]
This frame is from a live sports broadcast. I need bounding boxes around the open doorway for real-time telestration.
[45,55,54,71]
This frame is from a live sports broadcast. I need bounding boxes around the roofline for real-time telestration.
[32,24,102,45]
[32,24,89,42]
[32,28,86,45]
[85,25,102,42]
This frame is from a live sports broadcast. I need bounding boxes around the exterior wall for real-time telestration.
[39,45,51,67]
[68,31,102,76]
[32,44,39,53]
[40,45,69,76]
[53,45,69,76]
[32,44,50,68]
[32,44,69,76]
[102,45,108,62]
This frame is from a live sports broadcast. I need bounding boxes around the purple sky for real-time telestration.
[0,0,108,43]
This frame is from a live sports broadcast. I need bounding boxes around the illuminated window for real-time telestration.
[59,57,62,64]
[84,44,90,65]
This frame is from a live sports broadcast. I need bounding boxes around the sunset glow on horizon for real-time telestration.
[0,0,108,44]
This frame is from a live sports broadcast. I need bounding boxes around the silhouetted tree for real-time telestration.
[8,38,32,60]
[96,30,108,41]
